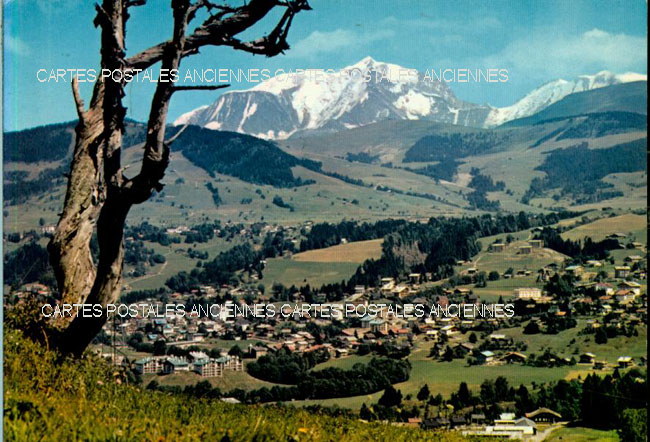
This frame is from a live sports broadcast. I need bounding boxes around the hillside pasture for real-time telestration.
[292,239,383,263]
[560,213,646,243]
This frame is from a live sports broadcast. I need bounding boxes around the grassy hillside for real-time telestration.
[502,82,648,127]
[3,109,646,231]
[560,213,647,242]
[543,426,620,442]
[261,259,359,291]
[292,239,383,263]
[3,329,476,441]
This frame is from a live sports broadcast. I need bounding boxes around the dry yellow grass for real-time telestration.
[561,214,646,242]
[292,239,383,263]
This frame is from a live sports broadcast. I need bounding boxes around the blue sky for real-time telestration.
[3,0,647,131]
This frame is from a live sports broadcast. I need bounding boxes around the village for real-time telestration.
[4,217,647,439]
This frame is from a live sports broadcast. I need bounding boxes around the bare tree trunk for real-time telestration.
[46,0,311,356]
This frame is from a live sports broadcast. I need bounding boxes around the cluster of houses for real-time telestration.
[402,408,563,439]
[134,351,243,377]
[6,224,646,396]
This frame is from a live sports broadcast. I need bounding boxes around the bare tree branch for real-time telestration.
[125,0,311,70]
[171,84,230,92]
[71,77,87,119]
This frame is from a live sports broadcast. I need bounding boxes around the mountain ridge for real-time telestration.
[174,57,646,138]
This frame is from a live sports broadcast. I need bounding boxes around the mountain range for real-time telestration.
[174,57,646,139]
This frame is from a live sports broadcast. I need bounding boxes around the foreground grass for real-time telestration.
[3,330,478,441]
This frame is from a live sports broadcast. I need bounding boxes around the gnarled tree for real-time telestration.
[47,0,311,356]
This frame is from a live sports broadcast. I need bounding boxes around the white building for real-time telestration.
[514,287,542,300]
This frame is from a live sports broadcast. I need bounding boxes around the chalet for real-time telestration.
[392,285,410,299]
[525,408,562,423]
[476,350,494,365]
[252,346,268,358]
[514,287,542,300]
[470,414,486,425]
[422,417,450,430]
[519,245,532,255]
[163,358,190,374]
[425,329,439,339]
[380,277,395,292]
[594,361,607,370]
[453,342,475,355]
[586,260,602,268]
[618,281,642,295]
[489,243,505,252]
[615,290,636,303]
[614,266,631,279]
[389,328,410,337]
[193,359,224,377]
[579,352,596,364]
[369,319,388,333]
[360,316,374,329]
[529,239,543,249]
[440,324,458,336]
[486,414,536,436]
[502,352,527,364]
[565,265,583,276]
[489,333,509,343]
[335,348,349,357]
[188,351,209,362]
[134,357,162,374]
[624,255,643,264]
[594,283,615,295]
[617,356,634,368]
[408,273,422,284]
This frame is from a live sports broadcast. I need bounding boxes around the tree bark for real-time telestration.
[46,0,311,356]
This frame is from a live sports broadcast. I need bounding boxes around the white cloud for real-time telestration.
[479,28,647,80]
[289,28,394,59]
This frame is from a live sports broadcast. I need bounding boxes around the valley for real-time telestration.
[3,64,647,440]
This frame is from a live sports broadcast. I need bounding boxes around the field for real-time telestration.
[261,258,359,290]
[472,241,567,274]
[561,213,647,243]
[293,319,647,410]
[259,239,384,289]
[543,426,620,442]
[499,321,648,363]
[295,358,596,410]
[291,239,383,263]
[123,236,243,291]
[464,277,543,301]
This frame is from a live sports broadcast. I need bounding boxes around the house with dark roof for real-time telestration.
[476,350,494,365]
[525,408,562,423]
[163,358,190,374]
[502,352,527,364]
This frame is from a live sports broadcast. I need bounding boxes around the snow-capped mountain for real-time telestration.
[174,58,646,138]
[484,71,648,127]
[174,57,490,138]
